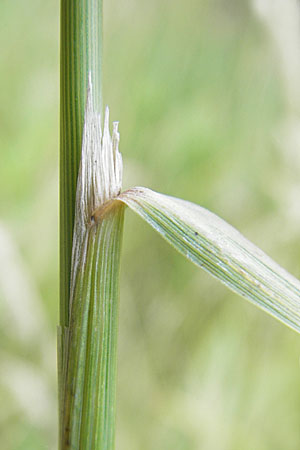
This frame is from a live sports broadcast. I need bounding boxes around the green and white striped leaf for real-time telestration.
[117,187,300,333]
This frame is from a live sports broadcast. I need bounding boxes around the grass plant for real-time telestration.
[59,1,300,449]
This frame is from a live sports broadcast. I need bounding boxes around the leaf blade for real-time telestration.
[119,187,300,333]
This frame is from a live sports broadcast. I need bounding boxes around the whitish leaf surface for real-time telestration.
[117,187,300,333]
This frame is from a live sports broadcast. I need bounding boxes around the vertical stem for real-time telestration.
[59,0,104,447]
[60,0,103,342]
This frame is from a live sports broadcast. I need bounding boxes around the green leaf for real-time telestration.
[118,187,300,333]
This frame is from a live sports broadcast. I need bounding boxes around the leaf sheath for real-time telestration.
[61,205,124,449]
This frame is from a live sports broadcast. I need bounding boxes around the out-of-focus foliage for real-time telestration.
[1,0,300,449]
[0,1,58,449]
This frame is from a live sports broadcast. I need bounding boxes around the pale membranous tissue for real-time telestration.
[69,75,123,310]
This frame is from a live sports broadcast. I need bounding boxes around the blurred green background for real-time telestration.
[1,0,300,449]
